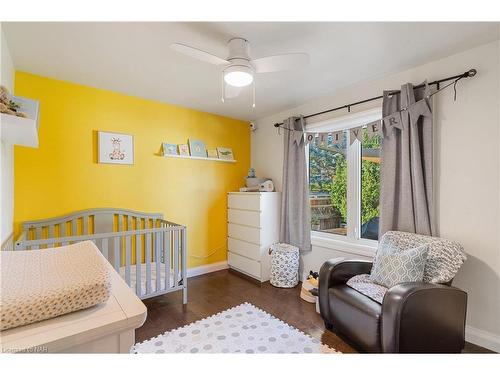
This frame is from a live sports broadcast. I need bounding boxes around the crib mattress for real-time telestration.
[119,263,180,295]
[1,241,111,331]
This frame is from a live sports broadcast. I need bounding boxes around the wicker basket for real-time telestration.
[269,243,299,288]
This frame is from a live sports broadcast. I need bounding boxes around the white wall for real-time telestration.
[1,24,15,246]
[252,40,500,351]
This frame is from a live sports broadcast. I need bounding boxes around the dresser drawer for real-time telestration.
[228,252,261,279]
[228,223,260,245]
[228,194,261,211]
[228,208,261,228]
[228,237,262,260]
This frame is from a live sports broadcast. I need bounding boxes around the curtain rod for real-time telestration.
[273,68,477,128]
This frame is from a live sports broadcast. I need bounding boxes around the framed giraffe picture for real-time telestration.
[98,131,134,165]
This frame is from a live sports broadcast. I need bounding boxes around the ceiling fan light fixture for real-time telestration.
[223,65,254,87]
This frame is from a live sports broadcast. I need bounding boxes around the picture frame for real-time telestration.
[98,131,134,165]
[178,144,190,156]
[216,147,234,160]
[163,143,178,156]
[188,139,207,158]
[207,149,218,158]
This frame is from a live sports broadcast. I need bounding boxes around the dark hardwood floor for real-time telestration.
[136,269,493,353]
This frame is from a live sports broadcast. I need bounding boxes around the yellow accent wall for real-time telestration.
[13,72,250,268]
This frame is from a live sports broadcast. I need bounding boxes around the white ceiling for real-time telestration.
[3,22,499,121]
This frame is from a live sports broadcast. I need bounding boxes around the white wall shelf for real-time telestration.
[163,154,236,163]
[0,95,39,148]
[0,114,39,148]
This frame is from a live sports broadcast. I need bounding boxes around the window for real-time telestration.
[360,128,381,240]
[309,132,348,236]
[308,108,381,243]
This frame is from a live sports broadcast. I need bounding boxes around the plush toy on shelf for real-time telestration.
[0,85,27,118]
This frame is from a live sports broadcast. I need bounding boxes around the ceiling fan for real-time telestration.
[170,37,309,107]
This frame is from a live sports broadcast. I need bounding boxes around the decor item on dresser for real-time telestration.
[217,147,234,160]
[162,143,178,156]
[319,231,467,353]
[178,144,190,156]
[259,179,275,192]
[98,131,134,165]
[188,139,207,157]
[269,243,299,288]
[227,192,280,282]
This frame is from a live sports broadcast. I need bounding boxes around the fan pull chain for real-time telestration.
[252,80,256,108]
[221,72,225,103]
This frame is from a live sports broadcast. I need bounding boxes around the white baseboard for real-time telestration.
[187,261,228,278]
[466,325,500,353]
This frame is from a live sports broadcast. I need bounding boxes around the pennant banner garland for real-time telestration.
[300,97,431,147]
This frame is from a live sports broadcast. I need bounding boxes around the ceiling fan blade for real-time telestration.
[225,84,243,99]
[252,53,309,73]
[170,43,229,66]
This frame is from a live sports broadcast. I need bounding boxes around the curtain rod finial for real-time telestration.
[467,69,477,77]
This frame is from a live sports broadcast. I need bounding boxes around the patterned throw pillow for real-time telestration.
[379,231,466,284]
[370,243,429,288]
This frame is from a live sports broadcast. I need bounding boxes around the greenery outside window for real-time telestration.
[307,108,382,244]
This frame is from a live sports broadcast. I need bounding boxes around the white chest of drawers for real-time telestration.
[227,192,281,282]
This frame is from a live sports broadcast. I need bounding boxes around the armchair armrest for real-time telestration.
[319,259,373,323]
[381,282,467,353]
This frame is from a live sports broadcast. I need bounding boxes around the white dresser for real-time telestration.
[227,192,281,282]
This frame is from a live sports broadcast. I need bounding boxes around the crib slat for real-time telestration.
[135,234,142,297]
[102,238,109,260]
[173,229,179,287]
[118,215,123,232]
[71,219,77,238]
[35,227,42,241]
[48,225,54,240]
[146,232,152,295]
[125,235,131,286]
[113,236,120,272]
[83,216,88,235]
[155,232,161,292]
[164,230,171,290]
[60,222,68,246]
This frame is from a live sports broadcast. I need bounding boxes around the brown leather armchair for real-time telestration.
[319,258,468,353]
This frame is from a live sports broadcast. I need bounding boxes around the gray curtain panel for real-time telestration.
[379,82,435,236]
[280,116,311,252]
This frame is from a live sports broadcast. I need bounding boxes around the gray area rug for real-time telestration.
[132,302,339,354]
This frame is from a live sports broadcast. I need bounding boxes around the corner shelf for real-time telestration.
[1,114,39,148]
[163,154,236,163]
[0,95,40,148]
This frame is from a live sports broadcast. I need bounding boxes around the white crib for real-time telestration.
[14,208,187,303]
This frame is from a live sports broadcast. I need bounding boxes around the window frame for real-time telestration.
[306,107,382,250]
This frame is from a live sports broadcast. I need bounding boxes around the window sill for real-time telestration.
[310,231,377,258]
